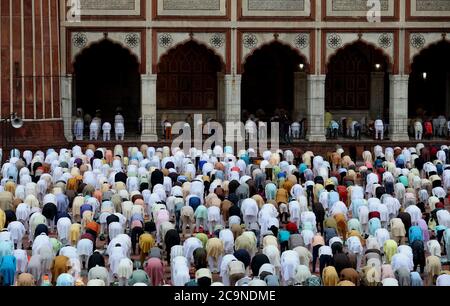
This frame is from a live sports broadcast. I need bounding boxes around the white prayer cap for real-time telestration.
[43,193,57,205]
[239,175,251,184]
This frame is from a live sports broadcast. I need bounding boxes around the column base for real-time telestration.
[64,133,74,143]
[390,134,410,142]
[306,134,327,142]
[140,134,159,142]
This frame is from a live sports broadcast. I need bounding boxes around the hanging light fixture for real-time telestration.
[422,72,427,80]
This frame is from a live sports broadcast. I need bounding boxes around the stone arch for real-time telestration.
[409,40,450,119]
[156,40,225,116]
[73,39,141,135]
[325,40,392,125]
[241,40,307,122]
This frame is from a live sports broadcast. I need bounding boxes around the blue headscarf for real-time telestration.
[56,273,75,286]
[410,272,423,286]
[299,163,308,174]
[408,226,423,245]
[369,218,381,236]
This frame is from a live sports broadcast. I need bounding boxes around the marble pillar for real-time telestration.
[389,75,410,141]
[61,75,73,141]
[306,75,326,142]
[141,74,158,142]
[223,74,242,123]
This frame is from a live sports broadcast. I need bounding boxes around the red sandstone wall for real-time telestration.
[0,0,64,145]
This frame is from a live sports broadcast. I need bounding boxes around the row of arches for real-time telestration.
[72,38,450,136]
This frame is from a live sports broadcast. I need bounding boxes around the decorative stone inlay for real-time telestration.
[331,0,389,11]
[243,34,258,49]
[327,34,342,49]
[248,0,305,11]
[294,34,309,49]
[80,0,136,10]
[72,33,88,48]
[378,33,393,49]
[162,0,221,10]
[416,0,450,11]
[210,33,225,49]
[410,33,426,49]
[124,33,140,49]
[159,33,174,48]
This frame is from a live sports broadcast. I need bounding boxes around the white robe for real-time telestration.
[280,250,300,282]
[57,217,72,242]
[77,238,94,257]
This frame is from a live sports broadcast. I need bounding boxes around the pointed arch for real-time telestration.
[241,41,307,120]
[409,40,450,118]
[325,40,391,120]
[157,40,224,110]
[73,39,141,133]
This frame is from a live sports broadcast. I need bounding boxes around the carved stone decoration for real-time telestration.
[125,33,140,49]
[410,33,426,49]
[210,33,225,49]
[243,34,258,49]
[327,34,342,49]
[72,33,88,48]
[378,33,393,49]
[294,33,309,49]
[159,33,174,48]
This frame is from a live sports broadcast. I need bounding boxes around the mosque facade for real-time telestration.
[1,0,450,145]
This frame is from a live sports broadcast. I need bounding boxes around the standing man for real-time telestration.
[374,117,384,140]
[73,108,84,141]
[102,121,112,142]
[115,109,125,141]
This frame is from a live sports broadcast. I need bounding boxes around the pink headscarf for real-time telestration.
[418,219,430,243]
[381,264,395,280]
[145,258,164,286]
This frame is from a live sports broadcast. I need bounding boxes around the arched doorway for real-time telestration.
[241,41,306,123]
[157,40,224,129]
[325,41,391,134]
[409,40,450,118]
[73,39,141,135]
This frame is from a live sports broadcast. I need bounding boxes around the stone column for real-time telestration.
[217,73,225,124]
[306,75,326,142]
[293,72,307,121]
[370,72,385,120]
[223,74,241,123]
[141,74,158,142]
[61,75,73,141]
[389,75,410,141]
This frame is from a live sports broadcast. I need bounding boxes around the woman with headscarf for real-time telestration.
[425,255,441,286]
[206,238,224,273]
[144,257,164,286]
[0,255,16,286]
[235,231,257,259]
[322,266,339,286]
[138,232,155,266]
[50,255,71,285]
[410,271,423,286]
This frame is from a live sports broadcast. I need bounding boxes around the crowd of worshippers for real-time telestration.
[73,109,126,141]
[1,143,450,286]
[410,116,450,140]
